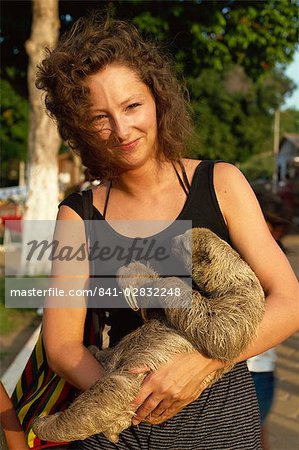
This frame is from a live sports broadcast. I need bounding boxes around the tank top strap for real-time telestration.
[172,161,190,196]
[178,160,191,191]
[102,181,112,220]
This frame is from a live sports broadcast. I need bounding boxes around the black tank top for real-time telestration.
[59,160,230,346]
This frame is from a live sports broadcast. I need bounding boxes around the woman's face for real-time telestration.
[85,64,159,170]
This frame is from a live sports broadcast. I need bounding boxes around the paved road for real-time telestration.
[268,332,299,450]
[267,234,299,450]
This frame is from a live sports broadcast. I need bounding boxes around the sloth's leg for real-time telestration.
[33,372,145,444]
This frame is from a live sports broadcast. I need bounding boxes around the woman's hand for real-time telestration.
[130,352,221,425]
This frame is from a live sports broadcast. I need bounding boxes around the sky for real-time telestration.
[283,49,299,110]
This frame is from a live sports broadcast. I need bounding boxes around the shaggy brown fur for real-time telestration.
[33,228,265,443]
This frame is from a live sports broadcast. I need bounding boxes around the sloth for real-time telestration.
[33,228,265,444]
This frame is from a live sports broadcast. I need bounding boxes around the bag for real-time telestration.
[12,190,105,449]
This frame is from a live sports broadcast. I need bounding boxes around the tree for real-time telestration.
[239,108,299,181]
[238,152,275,181]
[24,0,61,220]
[1,0,298,176]
[0,77,28,186]
[107,0,298,80]
[187,64,295,163]
[2,1,298,86]
[280,108,299,137]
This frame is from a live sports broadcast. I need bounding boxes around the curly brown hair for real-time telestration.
[36,14,194,180]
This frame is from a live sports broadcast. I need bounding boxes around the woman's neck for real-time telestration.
[113,158,174,197]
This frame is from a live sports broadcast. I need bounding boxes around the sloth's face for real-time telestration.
[172,229,192,273]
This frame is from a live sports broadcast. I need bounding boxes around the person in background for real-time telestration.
[0,382,29,450]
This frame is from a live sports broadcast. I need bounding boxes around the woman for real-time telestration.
[36,15,298,450]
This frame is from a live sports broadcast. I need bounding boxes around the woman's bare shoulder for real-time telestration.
[213,161,248,197]
[212,162,259,223]
[58,204,82,220]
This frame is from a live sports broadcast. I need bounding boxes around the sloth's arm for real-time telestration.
[153,277,262,362]
[118,261,160,288]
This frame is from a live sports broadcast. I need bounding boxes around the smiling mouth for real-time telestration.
[114,138,141,151]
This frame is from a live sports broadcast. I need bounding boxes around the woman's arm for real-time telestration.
[43,205,104,391]
[43,307,104,391]
[132,163,298,426]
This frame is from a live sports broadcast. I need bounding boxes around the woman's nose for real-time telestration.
[111,115,130,140]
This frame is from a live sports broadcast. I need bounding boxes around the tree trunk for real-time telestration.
[20,0,60,276]
[24,0,61,220]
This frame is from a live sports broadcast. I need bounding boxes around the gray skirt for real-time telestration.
[71,362,262,450]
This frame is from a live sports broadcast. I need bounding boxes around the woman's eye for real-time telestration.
[127,103,141,110]
[93,114,107,122]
